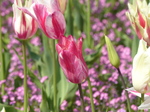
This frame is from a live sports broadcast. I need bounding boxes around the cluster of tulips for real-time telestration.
[1,0,150,111]
[10,0,89,112]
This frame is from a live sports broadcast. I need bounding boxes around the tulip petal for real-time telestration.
[137,39,147,53]
[45,11,66,39]
[132,40,150,93]
[59,50,87,83]
[35,0,60,12]
[19,3,37,20]
[126,87,142,97]
[138,97,150,109]
[126,87,150,110]
[33,3,49,34]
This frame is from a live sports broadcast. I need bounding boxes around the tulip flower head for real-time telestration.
[12,0,37,40]
[20,0,66,39]
[56,35,88,84]
[132,39,150,93]
[126,0,150,45]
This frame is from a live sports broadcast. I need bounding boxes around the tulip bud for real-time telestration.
[12,0,37,40]
[105,35,120,68]
[0,107,5,112]
[57,0,68,13]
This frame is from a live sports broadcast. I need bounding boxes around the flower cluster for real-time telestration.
[126,0,150,110]
[12,0,88,84]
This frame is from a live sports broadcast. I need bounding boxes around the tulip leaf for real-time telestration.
[57,69,77,105]
[3,52,10,78]
[40,88,49,112]
[27,43,41,61]
[28,70,42,89]
[132,35,139,58]
[29,106,34,112]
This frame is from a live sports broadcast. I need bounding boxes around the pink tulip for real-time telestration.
[19,0,66,39]
[12,0,37,40]
[56,35,88,84]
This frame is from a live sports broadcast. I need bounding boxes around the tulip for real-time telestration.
[12,0,37,40]
[20,0,66,39]
[56,35,88,84]
[126,0,150,45]
[132,39,150,93]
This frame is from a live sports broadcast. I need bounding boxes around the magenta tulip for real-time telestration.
[19,0,66,39]
[56,35,88,84]
[12,0,37,40]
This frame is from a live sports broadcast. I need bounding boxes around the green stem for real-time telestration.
[87,78,95,112]
[87,0,92,48]
[0,15,5,96]
[117,68,132,112]
[66,0,73,35]
[78,84,85,112]
[22,41,28,112]
[147,0,149,4]
[52,40,57,112]
[141,93,144,112]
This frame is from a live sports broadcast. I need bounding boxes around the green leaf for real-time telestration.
[29,106,34,112]
[40,88,49,112]
[3,52,10,78]
[28,70,42,89]
[57,69,77,106]
[27,43,40,61]
[132,35,139,58]
[0,104,23,112]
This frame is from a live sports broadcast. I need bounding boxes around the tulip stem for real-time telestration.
[78,84,85,112]
[141,93,144,112]
[0,15,5,97]
[52,40,57,111]
[147,0,149,4]
[86,0,93,48]
[117,68,132,112]
[22,41,28,112]
[87,77,95,112]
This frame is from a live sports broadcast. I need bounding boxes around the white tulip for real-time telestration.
[132,39,150,93]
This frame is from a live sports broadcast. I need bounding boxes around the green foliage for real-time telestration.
[0,104,23,112]
[131,35,139,58]
[65,0,85,38]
